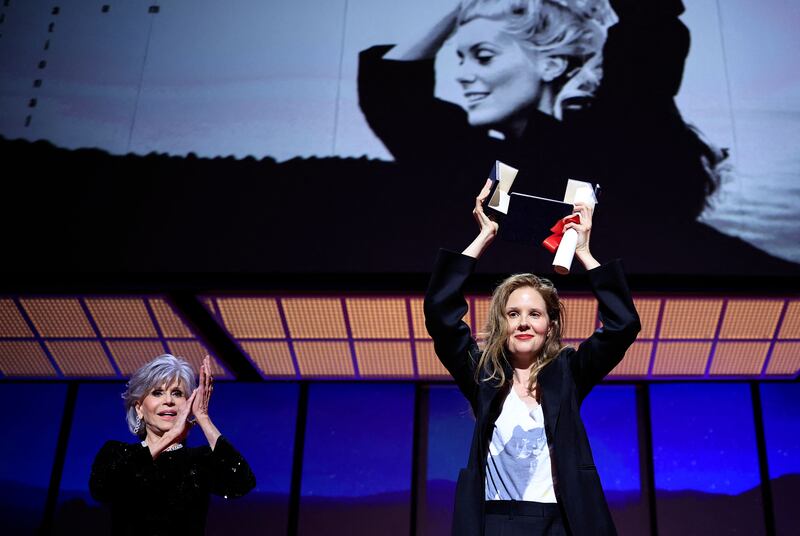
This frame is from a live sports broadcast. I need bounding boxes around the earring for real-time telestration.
[133,415,142,434]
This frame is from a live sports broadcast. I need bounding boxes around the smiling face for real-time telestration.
[504,285,551,361]
[135,379,188,439]
[454,18,548,135]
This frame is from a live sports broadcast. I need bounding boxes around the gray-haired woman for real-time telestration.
[89,355,255,535]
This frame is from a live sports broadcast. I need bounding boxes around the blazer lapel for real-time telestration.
[539,359,562,434]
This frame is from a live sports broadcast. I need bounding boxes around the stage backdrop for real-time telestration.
[0,0,798,276]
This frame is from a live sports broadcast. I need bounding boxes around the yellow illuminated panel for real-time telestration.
[216,298,284,338]
[107,340,169,375]
[165,341,226,377]
[765,342,800,375]
[472,297,489,338]
[346,298,409,339]
[283,298,347,339]
[240,341,296,377]
[86,298,158,338]
[46,340,116,376]
[293,341,354,376]
[608,341,652,376]
[719,300,783,339]
[0,299,33,337]
[414,340,450,378]
[652,342,712,375]
[562,297,597,340]
[778,302,800,339]
[354,341,414,377]
[21,298,95,337]
[149,298,193,338]
[709,342,770,375]
[0,341,57,376]
[659,299,723,339]
[633,298,661,339]
[409,298,430,340]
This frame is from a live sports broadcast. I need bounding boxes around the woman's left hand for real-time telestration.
[563,201,600,270]
[563,201,593,253]
[192,356,213,422]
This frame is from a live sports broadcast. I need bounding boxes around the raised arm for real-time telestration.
[206,436,257,498]
[423,180,500,407]
[383,4,459,61]
[357,4,488,166]
[568,259,640,402]
[424,250,481,408]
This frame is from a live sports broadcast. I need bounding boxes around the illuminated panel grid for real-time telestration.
[150,298,194,338]
[472,297,489,339]
[709,342,770,376]
[0,299,33,337]
[0,296,224,380]
[45,340,116,377]
[411,297,470,339]
[718,299,783,339]
[652,342,713,376]
[85,298,158,338]
[778,302,800,339]
[240,341,296,377]
[293,341,354,377]
[414,340,450,378]
[765,343,800,376]
[347,298,409,339]
[216,298,285,338]
[354,341,414,377]
[165,340,227,377]
[562,296,597,340]
[634,298,661,339]
[659,299,723,339]
[204,294,799,381]
[21,298,95,337]
[409,298,430,340]
[0,341,57,376]
[107,340,170,376]
[283,298,347,339]
[609,341,653,377]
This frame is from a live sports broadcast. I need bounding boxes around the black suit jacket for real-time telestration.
[424,250,641,536]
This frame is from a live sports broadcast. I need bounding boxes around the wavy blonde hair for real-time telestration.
[458,0,614,119]
[477,273,567,393]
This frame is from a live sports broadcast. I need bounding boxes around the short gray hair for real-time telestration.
[122,354,197,438]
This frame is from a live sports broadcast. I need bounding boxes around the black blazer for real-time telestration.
[424,250,641,536]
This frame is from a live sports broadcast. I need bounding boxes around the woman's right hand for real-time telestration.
[462,179,499,259]
[473,178,499,237]
[383,3,460,61]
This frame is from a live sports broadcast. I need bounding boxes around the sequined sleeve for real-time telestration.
[89,440,153,503]
[206,436,256,498]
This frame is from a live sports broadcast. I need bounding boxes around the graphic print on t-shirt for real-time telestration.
[486,389,556,502]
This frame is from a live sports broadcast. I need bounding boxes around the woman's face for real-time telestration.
[504,286,551,360]
[454,18,545,133]
[136,379,188,437]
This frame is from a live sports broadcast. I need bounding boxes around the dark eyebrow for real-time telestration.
[457,41,499,54]
[470,42,498,52]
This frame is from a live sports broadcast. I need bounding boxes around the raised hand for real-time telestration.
[564,201,593,253]
[564,201,600,270]
[463,179,499,259]
[192,356,214,422]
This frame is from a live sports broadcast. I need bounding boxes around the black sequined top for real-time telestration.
[89,436,256,535]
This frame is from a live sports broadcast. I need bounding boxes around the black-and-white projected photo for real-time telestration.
[0,0,798,275]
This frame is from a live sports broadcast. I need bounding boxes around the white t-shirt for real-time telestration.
[485,388,557,502]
